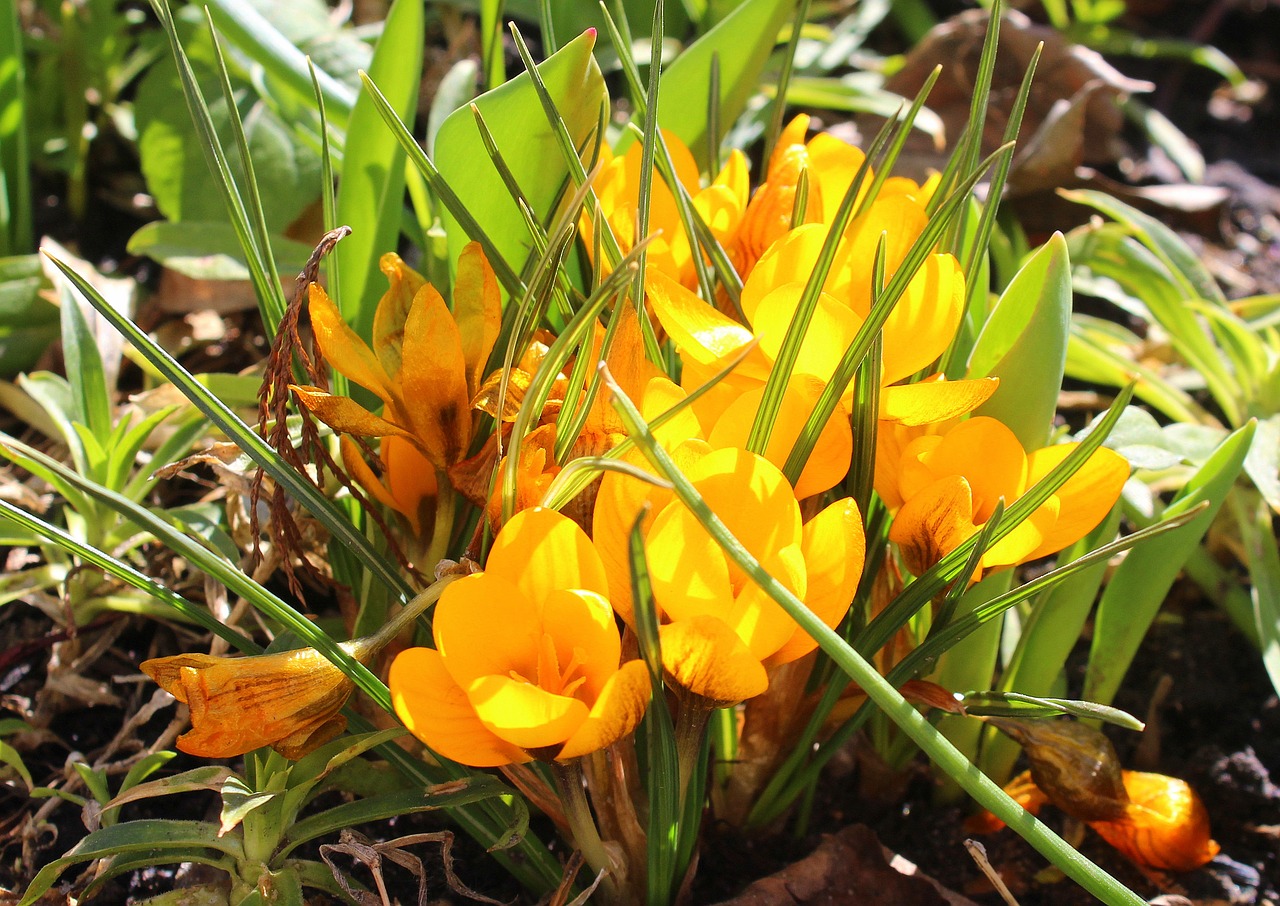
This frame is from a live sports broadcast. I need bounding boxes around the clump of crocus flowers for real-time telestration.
[137,114,1223,906]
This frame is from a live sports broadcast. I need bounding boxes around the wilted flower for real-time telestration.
[292,245,501,533]
[586,131,748,289]
[594,445,864,704]
[389,508,650,766]
[141,643,369,760]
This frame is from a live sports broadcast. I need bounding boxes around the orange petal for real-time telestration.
[372,253,427,379]
[308,284,394,402]
[390,647,528,767]
[467,674,590,750]
[751,284,860,382]
[383,436,438,529]
[1090,772,1220,872]
[1024,444,1128,561]
[659,615,768,704]
[340,436,406,526]
[688,447,803,575]
[739,224,827,323]
[400,283,472,468]
[645,500,736,624]
[723,544,808,661]
[557,659,651,760]
[433,573,540,687]
[889,474,979,575]
[292,385,417,439]
[909,417,1026,524]
[540,589,621,701]
[487,507,610,603]
[836,195,929,316]
[767,497,865,667]
[454,242,502,399]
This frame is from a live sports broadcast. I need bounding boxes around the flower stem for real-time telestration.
[550,759,622,902]
[675,693,713,810]
[363,574,459,653]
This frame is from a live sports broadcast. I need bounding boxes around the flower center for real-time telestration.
[510,633,587,699]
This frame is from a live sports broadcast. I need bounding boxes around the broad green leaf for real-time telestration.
[128,221,314,281]
[1084,420,1255,707]
[0,255,57,375]
[58,279,113,444]
[0,739,32,789]
[1244,415,1280,511]
[220,775,278,836]
[333,0,422,338]
[435,29,605,285]
[968,232,1071,449]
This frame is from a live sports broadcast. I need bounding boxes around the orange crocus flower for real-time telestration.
[141,643,369,760]
[293,245,501,531]
[593,445,864,704]
[884,416,1129,574]
[389,508,650,766]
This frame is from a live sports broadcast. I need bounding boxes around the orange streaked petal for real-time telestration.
[467,674,590,750]
[400,283,472,468]
[454,242,502,399]
[770,115,810,173]
[557,659,651,760]
[487,507,610,602]
[390,647,529,767]
[1090,772,1220,872]
[660,615,768,704]
[889,474,979,575]
[912,417,1026,524]
[308,284,394,402]
[433,573,540,687]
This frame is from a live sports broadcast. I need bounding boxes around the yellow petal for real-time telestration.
[879,377,998,427]
[400,283,472,468]
[292,385,417,440]
[660,616,768,704]
[807,133,868,217]
[879,253,966,386]
[642,376,705,449]
[433,573,540,687]
[467,674,590,750]
[739,224,826,323]
[454,242,502,399]
[1024,444,1129,560]
[390,647,528,767]
[648,269,753,366]
[889,474,979,575]
[712,149,749,210]
[769,115,810,174]
[767,497,865,667]
[557,659,651,760]
[645,500,736,624]
[723,544,808,660]
[487,507,610,603]
[907,417,1026,524]
[688,447,803,569]
[706,375,852,499]
[836,195,929,316]
[308,284,394,403]
[751,284,860,382]
[372,253,427,378]
[982,494,1057,569]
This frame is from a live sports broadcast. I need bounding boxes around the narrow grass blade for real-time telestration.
[0,0,32,254]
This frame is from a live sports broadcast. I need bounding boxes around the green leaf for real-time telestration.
[220,775,279,836]
[1084,420,1256,706]
[960,692,1145,731]
[58,276,113,444]
[0,739,32,790]
[1234,489,1280,696]
[333,0,422,338]
[0,0,31,255]
[968,232,1071,449]
[0,255,57,374]
[434,29,604,284]
[19,820,245,906]
[128,221,315,281]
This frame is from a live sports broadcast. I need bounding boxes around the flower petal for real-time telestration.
[688,447,803,575]
[467,674,590,750]
[454,242,502,399]
[879,377,999,427]
[372,253,426,378]
[889,474,979,575]
[1024,444,1129,560]
[766,497,865,667]
[907,417,1026,524]
[723,544,808,661]
[541,589,621,701]
[751,284,860,382]
[645,501,736,624]
[739,224,826,323]
[433,573,540,687]
[557,659,651,760]
[400,283,472,468]
[308,285,394,402]
[648,269,754,366]
[292,385,417,439]
[487,507,610,602]
[390,647,528,767]
[879,253,966,386]
[660,616,768,704]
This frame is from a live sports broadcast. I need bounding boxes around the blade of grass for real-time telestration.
[762,0,812,163]
[0,0,31,254]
